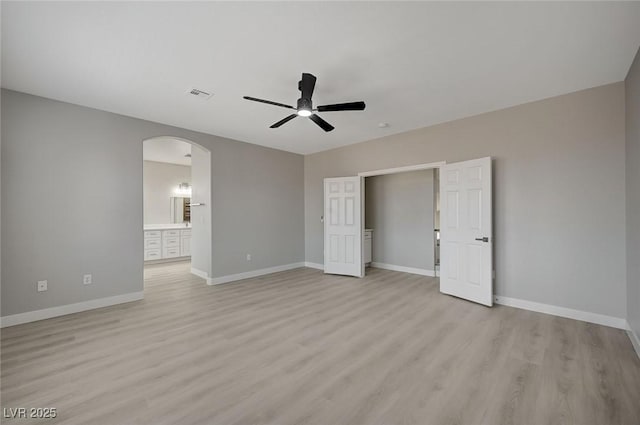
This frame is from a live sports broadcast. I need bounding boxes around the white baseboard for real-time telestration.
[190,267,209,280]
[626,323,640,360]
[0,291,144,328]
[370,262,435,277]
[304,262,324,270]
[494,295,627,330]
[208,262,306,285]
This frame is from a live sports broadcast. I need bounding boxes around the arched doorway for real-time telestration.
[142,136,212,285]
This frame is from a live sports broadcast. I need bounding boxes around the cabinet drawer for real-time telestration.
[144,230,161,239]
[364,231,372,240]
[144,249,161,261]
[163,230,180,238]
[181,229,192,237]
[163,246,180,258]
[164,236,180,248]
[144,238,162,249]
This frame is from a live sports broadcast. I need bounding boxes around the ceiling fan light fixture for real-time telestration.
[243,73,365,132]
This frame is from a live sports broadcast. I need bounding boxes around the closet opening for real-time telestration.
[360,162,443,278]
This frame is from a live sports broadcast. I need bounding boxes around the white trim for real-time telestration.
[190,267,209,280]
[304,262,324,270]
[144,256,190,265]
[208,262,306,285]
[494,295,627,330]
[627,323,640,360]
[358,161,446,177]
[370,262,435,277]
[0,292,144,328]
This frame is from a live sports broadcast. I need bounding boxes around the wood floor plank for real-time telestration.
[1,261,639,425]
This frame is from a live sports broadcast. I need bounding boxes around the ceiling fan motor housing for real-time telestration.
[297,97,312,112]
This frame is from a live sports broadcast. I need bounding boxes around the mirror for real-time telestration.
[170,197,191,223]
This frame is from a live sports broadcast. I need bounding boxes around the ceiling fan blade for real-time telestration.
[243,96,295,110]
[298,73,317,100]
[317,101,366,112]
[309,114,334,132]
[270,114,298,128]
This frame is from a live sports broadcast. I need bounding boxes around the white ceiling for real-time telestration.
[3,2,640,155]
[143,137,191,166]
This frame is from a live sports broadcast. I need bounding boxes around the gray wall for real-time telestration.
[1,89,304,316]
[626,48,640,338]
[143,160,191,225]
[365,170,435,271]
[210,135,304,275]
[305,83,627,318]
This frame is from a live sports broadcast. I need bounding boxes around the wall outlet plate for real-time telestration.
[83,274,92,285]
[246,254,251,261]
[37,280,48,292]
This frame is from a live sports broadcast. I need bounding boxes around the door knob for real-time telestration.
[475,237,489,242]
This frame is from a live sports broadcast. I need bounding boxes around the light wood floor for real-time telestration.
[2,262,640,425]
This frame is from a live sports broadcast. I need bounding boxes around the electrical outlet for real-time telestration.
[83,274,92,285]
[246,254,251,261]
[37,280,48,292]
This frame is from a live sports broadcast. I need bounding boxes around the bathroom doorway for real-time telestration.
[142,136,212,287]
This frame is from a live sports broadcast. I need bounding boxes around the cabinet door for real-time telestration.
[181,236,191,257]
[364,239,372,263]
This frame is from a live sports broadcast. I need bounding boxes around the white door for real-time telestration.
[324,177,364,277]
[439,157,493,306]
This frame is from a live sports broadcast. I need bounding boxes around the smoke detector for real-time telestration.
[186,87,213,100]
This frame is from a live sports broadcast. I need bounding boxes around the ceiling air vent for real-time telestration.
[187,87,213,100]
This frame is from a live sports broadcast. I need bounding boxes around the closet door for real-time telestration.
[324,177,364,278]
[439,157,493,306]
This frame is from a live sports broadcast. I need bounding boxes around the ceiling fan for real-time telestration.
[243,73,366,132]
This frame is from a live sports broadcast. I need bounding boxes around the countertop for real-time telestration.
[144,224,192,231]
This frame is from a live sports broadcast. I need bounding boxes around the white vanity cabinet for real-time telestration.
[144,226,191,261]
[364,229,373,266]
